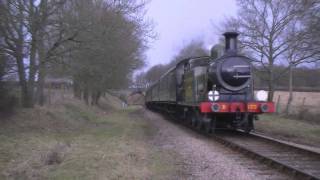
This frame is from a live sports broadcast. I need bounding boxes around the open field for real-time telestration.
[0,93,180,179]
[255,115,320,148]
[271,91,320,114]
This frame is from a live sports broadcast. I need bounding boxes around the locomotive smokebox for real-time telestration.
[223,32,238,54]
[208,32,251,91]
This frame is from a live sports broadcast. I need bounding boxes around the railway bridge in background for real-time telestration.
[108,87,145,105]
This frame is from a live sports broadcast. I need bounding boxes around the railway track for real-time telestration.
[158,111,320,179]
[212,131,320,180]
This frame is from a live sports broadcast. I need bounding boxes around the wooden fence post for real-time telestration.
[276,95,281,114]
[301,97,306,108]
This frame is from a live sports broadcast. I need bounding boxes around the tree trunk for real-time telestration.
[91,92,95,106]
[36,62,46,106]
[267,66,275,102]
[73,80,82,99]
[27,1,39,107]
[16,45,33,108]
[28,36,37,106]
[91,91,101,106]
[17,60,32,107]
[285,65,293,115]
[83,87,89,105]
[36,38,47,106]
[96,91,101,105]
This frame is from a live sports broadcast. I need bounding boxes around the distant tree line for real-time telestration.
[0,0,153,109]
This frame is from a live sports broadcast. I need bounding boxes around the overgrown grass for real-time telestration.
[255,114,320,147]
[0,93,179,179]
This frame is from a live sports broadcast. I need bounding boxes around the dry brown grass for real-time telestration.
[272,91,320,114]
[0,91,179,179]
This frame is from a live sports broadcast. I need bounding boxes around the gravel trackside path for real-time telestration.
[144,109,291,180]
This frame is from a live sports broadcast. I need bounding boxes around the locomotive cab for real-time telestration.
[176,57,210,103]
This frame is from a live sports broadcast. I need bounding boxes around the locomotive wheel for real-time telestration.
[244,126,252,133]
[204,120,213,133]
[204,121,211,133]
[204,116,216,134]
[191,115,197,127]
[245,120,254,133]
[182,108,188,123]
[244,115,254,133]
[195,112,204,130]
[197,119,203,130]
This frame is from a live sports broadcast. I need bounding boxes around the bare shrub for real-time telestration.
[297,107,309,120]
[42,143,69,165]
[4,142,70,180]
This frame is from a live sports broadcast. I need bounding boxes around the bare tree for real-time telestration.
[63,0,153,105]
[34,0,80,106]
[0,0,72,107]
[0,0,32,107]
[284,0,320,114]
[221,0,305,101]
[1,0,153,107]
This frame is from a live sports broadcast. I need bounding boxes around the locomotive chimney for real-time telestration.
[223,32,238,54]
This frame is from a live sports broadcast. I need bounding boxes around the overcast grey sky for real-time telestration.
[144,0,238,70]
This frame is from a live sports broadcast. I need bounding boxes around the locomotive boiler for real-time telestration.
[145,32,274,133]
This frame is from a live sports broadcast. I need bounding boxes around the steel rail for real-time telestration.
[151,109,320,179]
[212,131,320,180]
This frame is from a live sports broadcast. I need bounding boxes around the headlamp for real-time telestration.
[208,90,219,101]
[255,90,268,101]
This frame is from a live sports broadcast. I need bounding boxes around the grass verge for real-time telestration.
[0,93,179,179]
[255,114,320,148]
